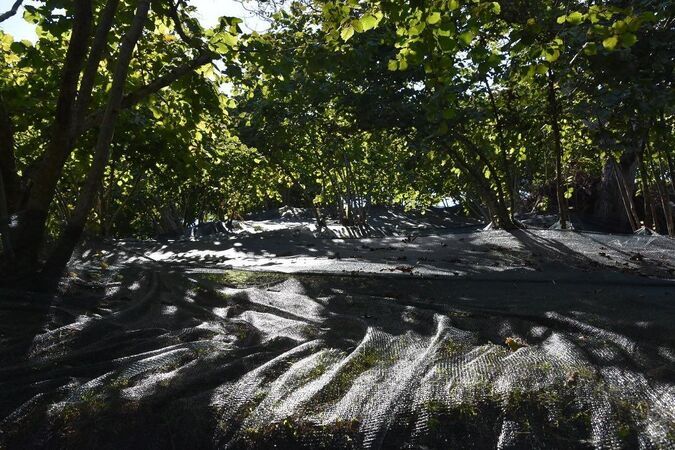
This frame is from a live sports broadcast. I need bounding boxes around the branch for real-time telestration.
[24,0,93,213]
[1,92,21,213]
[74,0,121,133]
[82,50,215,130]
[167,0,200,47]
[0,0,23,24]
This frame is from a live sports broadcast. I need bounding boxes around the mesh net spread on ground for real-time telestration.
[1,230,674,449]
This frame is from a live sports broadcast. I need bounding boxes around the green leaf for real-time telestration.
[220,32,238,47]
[491,2,501,15]
[427,12,441,25]
[459,30,474,45]
[341,25,355,41]
[449,0,460,11]
[360,14,379,31]
[443,109,457,119]
[556,15,566,24]
[564,187,574,199]
[583,43,598,55]
[620,32,637,47]
[602,35,618,50]
[544,48,560,62]
[9,41,24,53]
[22,7,39,24]
[387,59,398,71]
[566,11,583,25]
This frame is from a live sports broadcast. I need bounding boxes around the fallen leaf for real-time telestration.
[505,337,528,352]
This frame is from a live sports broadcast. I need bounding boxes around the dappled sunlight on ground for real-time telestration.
[1,227,674,448]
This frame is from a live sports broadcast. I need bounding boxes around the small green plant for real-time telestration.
[202,270,287,288]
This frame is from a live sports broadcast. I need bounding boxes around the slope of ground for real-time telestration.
[1,224,674,449]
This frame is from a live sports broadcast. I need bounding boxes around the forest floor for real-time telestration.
[1,209,675,449]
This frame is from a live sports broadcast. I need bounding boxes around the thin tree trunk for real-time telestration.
[653,169,674,236]
[74,0,121,131]
[0,170,14,261]
[454,134,514,228]
[610,159,638,232]
[638,132,657,230]
[0,94,20,214]
[442,144,515,229]
[484,78,515,213]
[649,141,675,236]
[547,69,569,229]
[43,0,151,277]
[105,174,143,236]
[660,111,675,192]
[618,160,641,229]
[638,153,656,230]
[13,0,93,269]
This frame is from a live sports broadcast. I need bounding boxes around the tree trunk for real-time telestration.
[649,140,675,236]
[74,0,121,130]
[443,144,516,230]
[0,170,14,261]
[43,0,151,277]
[659,111,675,192]
[638,132,657,230]
[0,94,20,214]
[638,153,655,230]
[13,1,214,272]
[547,70,569,229]
[594,143,640,231]
[484,78,515,213]
[652,168,674,236]
[454,134,514,228]
[610,158,639,232]
[12,0,93,270]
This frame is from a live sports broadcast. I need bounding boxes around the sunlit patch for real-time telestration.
[161,305,178,315]
[105,286,121,296]
[212,307,230,318]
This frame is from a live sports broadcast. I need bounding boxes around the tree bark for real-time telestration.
[74,0,121,132]
[637,153,655,230]
[454,133,514,228]
[13,0,93,270]
[651,162,674,236]
[649,139,675,236]
[442,143,515,229]
[547,69,569,229]
[637,131,657,230]
[43,0,151,277]
[484,78,515,213]
[0,170,14,261]
[611,158,638,232]
[0,94,20,213]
